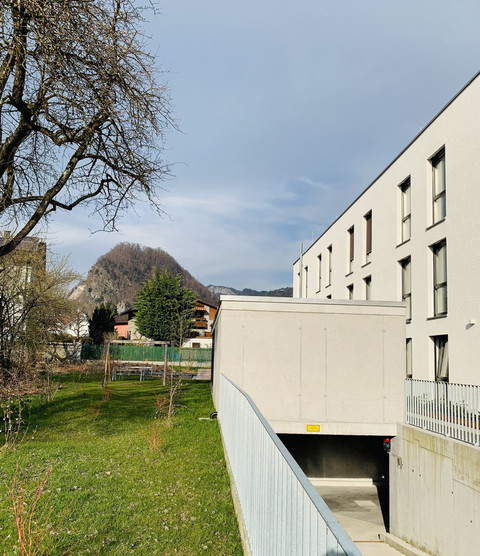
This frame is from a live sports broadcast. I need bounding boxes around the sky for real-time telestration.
[47,0,480,290]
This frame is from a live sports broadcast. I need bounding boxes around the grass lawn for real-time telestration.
[0,371,242,555]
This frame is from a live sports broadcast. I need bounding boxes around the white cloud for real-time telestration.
[45,0,480,290]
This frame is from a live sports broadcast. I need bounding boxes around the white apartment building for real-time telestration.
[293,71,480,385]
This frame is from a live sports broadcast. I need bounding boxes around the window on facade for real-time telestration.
[432,240,447,316]
[432,148,446,224]
[364,211,372,262]
[433,335,449,382]
[348,226,354,273]
[347,284,354,300]
[304,266,309,297]
[406,338,412,378]
[400,178,411,242]
[327,245,332,286]
[401,257,411,321]
[364,275,371,300]
[317,255,322,291]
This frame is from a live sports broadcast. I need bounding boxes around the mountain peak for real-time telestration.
[73,243,219,313]
[207,285,293,298]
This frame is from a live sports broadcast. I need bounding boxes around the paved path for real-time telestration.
[311,480,402,555]
[193,368,211,380]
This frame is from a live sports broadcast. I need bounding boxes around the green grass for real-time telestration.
[0,372,242,555]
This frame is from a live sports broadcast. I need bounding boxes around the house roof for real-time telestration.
[114,308,136,324]
[197,299,218,309]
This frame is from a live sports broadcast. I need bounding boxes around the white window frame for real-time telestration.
[327,245,332,286]
[431,148,446,224]
[432,240,447,316]
[317,254,322,292]
[433,335,449,382]
[304,265,309,297]
[364,211,372,262]
[401,256,412,321]
[364,275,371,300]
[348,226,354,273]
[400,177,411,242]
[406,338,412,378]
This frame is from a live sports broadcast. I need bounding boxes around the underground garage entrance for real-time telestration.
[279,434,391,539]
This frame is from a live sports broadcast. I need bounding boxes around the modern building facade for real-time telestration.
[293,71,480,386]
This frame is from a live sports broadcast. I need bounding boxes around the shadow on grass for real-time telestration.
[24,376,214,441]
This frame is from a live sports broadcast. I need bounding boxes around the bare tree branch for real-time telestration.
[0,0,175,258]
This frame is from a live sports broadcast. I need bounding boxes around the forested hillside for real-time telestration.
[72,243,218,313]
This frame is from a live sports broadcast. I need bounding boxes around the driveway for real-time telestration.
[311,479,402,555]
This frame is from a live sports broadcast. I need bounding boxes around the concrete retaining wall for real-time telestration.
[212,296,406,436]
[390,424,480,555]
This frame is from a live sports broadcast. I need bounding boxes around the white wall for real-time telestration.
[182,337,212,348]
[293,73,480,385]
[212,296,405,436]
[390,425,480,555]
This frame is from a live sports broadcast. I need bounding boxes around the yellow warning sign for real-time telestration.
[306,424,320,432]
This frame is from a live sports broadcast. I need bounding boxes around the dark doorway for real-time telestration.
[278,434,390,531]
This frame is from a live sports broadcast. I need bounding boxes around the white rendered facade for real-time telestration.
[293,72,480,385]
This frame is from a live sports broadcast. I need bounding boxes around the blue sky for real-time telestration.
[49,0,480,289]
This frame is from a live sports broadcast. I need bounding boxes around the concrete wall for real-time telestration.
[390,424,480,555]
[292,72,480,385]
[212,296,405,436]
[45,342,82,361]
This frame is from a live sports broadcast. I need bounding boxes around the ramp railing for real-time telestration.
[219,374,361,556]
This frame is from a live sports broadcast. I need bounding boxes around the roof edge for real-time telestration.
[294,69,480,265]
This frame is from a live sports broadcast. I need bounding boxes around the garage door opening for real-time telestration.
[279,434,390,533]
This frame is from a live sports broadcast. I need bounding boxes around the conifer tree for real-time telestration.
[88,303,116,344]
[135,271,196,346]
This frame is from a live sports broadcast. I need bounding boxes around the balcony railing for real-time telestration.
[405,379,480,446]
[219,374,361,556]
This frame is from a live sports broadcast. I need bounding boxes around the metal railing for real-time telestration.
[405,379,480,446]
[219,375,361,556]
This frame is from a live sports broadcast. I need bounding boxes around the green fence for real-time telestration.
[81,343,212,364]
[81,344,104,360]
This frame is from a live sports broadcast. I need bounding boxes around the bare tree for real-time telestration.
[0,0,174,258]
[0,243,79,382]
